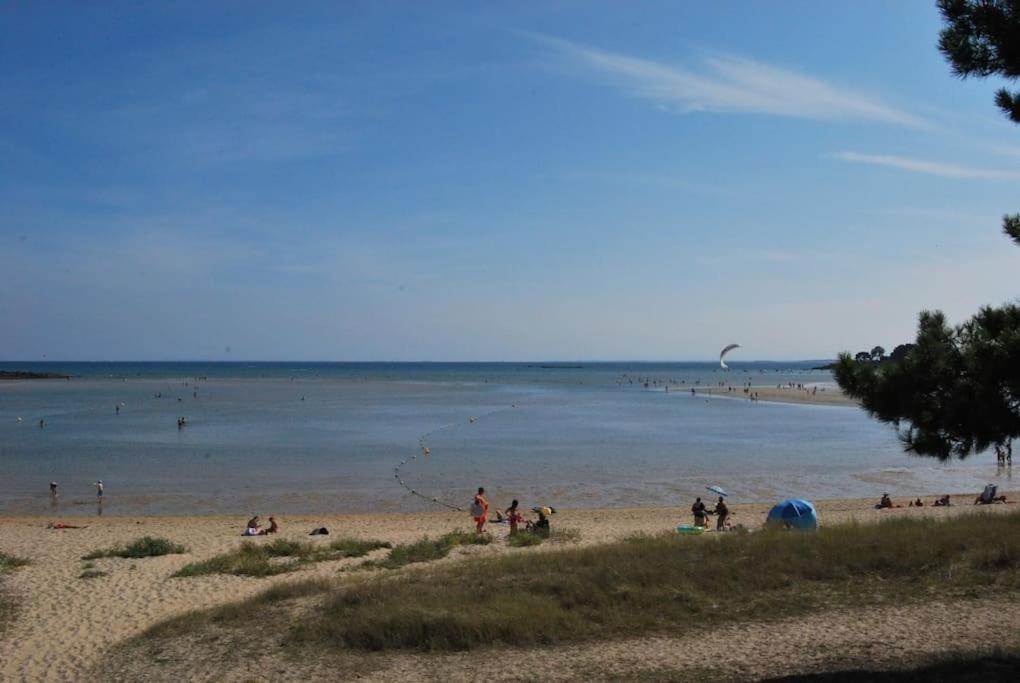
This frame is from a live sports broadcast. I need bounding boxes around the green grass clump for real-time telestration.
[173,538,391,578]
[364,530,491,570]
[507,527,581,548]
[83,536,187,560]
[324,537,393,558]
[507,532,544,547]
[0,552,30,572]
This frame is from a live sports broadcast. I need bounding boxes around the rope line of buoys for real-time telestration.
[392,401,521,511]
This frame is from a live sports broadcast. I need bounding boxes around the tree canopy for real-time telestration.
[938,0,1020,245]
[834,2,1020,459]
[835,307,1020,459]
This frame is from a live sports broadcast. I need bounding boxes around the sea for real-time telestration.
[0,361,1006,517]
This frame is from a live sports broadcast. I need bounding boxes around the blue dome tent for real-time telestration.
[765,499,818,531]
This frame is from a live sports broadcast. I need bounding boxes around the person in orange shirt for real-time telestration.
[472,486,489,534]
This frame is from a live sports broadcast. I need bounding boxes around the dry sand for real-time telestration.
[1,495,1016,682]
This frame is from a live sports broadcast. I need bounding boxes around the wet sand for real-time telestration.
[698,384,859,406]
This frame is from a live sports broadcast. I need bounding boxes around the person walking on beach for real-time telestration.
[471,487,489,534]
[692,497,707,527]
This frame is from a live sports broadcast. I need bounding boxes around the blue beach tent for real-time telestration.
[765,499,818,531]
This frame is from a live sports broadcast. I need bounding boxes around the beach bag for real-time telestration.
[469,501,484,517]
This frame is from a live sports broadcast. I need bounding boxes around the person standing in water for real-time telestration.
[471,487,489,534]
[95,480,104,500]
[49,481,58,497]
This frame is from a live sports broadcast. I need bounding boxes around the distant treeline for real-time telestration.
[814,344,915,370]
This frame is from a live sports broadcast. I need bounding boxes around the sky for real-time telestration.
[1,1,1018,361]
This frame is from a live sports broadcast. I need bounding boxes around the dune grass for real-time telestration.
[507,527,582,547]
[293,511,1020,651]
[1,551,30,633]
[82,536,187,560]
[133,512,1020,656]
[362,530,491,570]
[172,538,391,578]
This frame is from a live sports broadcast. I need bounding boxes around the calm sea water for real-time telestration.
[0,362,1005,516]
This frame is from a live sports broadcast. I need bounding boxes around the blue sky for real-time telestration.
[2,1,1018,361]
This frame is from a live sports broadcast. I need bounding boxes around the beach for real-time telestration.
[1,494,1016,682]
[702,383,860,407]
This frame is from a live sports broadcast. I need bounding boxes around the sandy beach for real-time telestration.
[699,384,859,407]
[1,494,1016,682]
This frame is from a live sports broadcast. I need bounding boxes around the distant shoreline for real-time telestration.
[0,370,70,380]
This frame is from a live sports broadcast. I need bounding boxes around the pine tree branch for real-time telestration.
[1005,213,1020,246]
[994,89,1020,123]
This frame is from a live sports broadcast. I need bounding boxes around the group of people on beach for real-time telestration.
[471,487,553,537]
[877,487,1008,509]
[243,515,278,536]
[691,496,730,530]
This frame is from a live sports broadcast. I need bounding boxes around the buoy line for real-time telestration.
[392,401,521,511]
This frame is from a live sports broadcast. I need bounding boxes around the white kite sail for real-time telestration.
[719,343,740,369]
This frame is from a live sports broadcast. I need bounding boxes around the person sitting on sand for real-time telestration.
[504,499,523,535]
[914,498,923,507]
[265,516,279,534]
[974,484,1007,505]
[877,493,894,509]
[692,497,708,527]
[244,515,263,536]
[933,495,951,507]
[471,487,488,534]
[528,510,550,538]
[713,496,729,530]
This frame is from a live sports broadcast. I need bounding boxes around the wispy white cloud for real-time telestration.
[529,33,927,127]
[835,152,1020,181]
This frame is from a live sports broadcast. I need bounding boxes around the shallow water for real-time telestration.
[0,362,1006,516]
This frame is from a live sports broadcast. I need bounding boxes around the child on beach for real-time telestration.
[471,487,488,534]
[504,499,523,535]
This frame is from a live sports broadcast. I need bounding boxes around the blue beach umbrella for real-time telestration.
[765,498,818,531]
[706,485,728,497]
